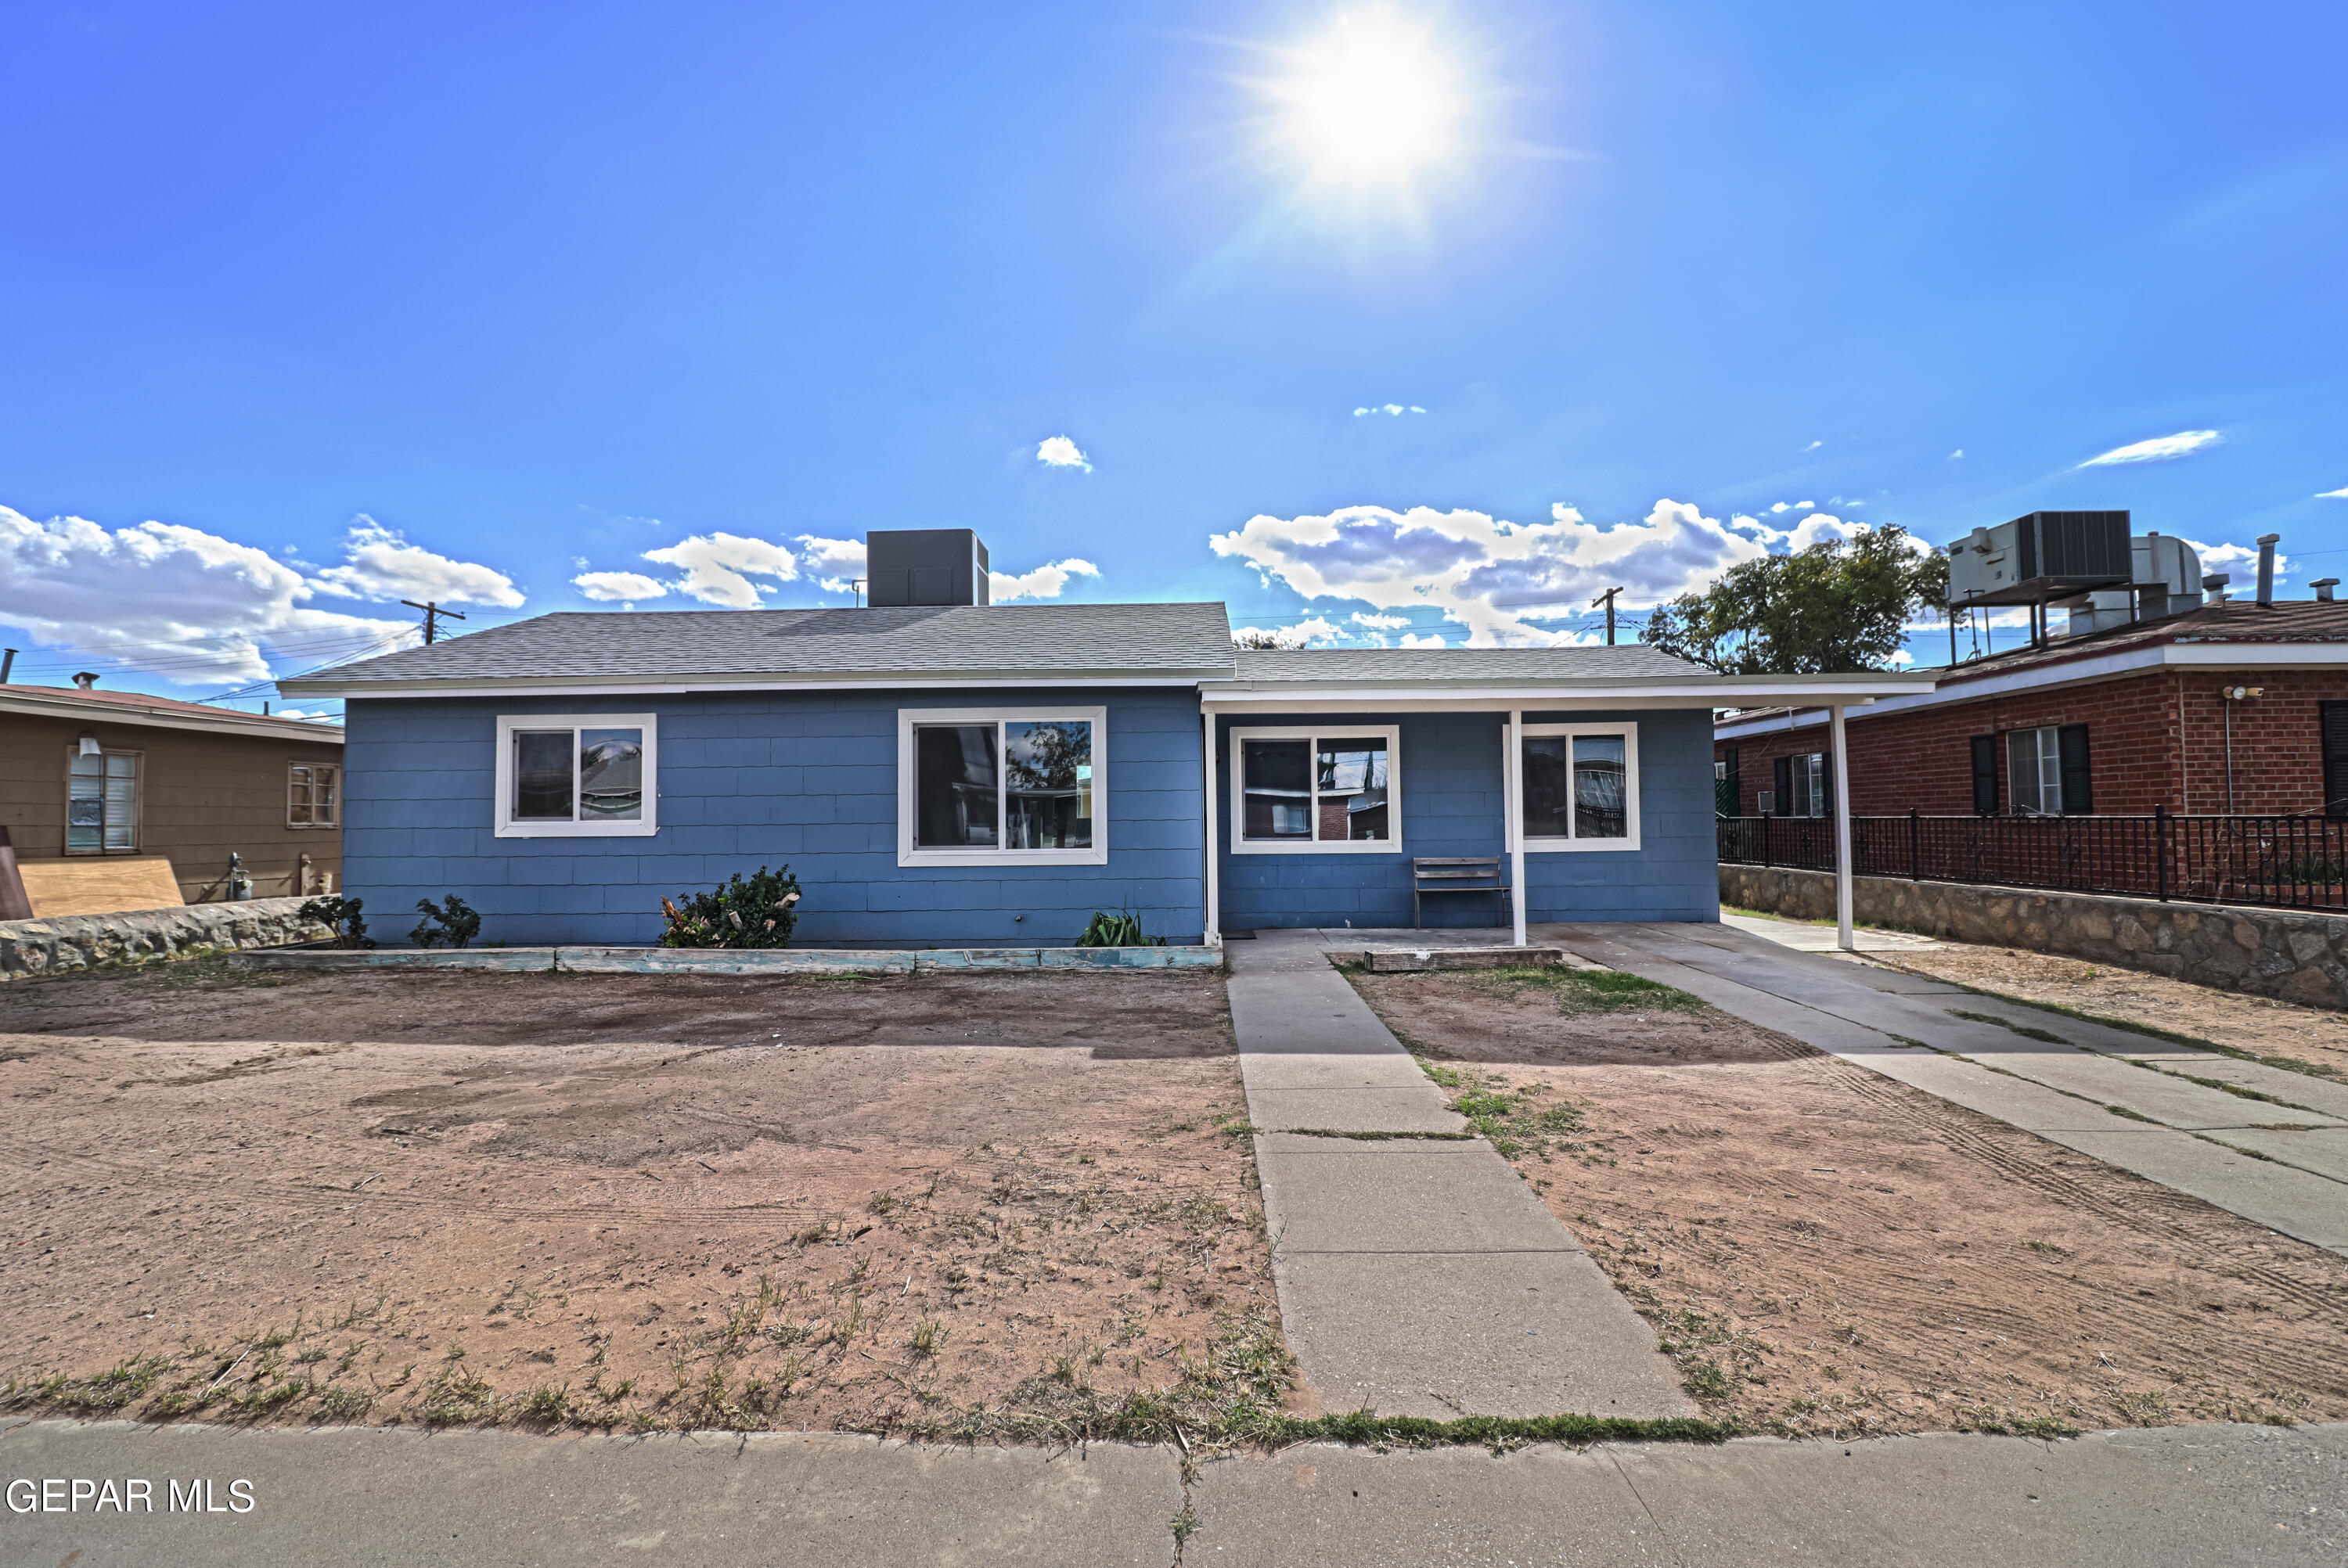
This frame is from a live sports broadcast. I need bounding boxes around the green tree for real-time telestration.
[1640,526,1949,674]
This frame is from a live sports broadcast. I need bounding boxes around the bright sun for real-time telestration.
[1272,11,1464,188]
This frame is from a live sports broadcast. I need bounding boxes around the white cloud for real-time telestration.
[1800,440,1823,452]
[990,557,1100,603]
[1948,449,1964,459]
[0,504,416,685]
[642,532,801,609]
[1036,436,1092,471]
[572,571,668,602]
[311,517,524,607]
[1350,611,1410,630]
[1768,502,1792,514]
[1210,498,1774,646]
[793,534,866,594]
[1399,631,1447,648]
[2186,536,2289,581]
[2318,486,2348,499]
[1795,500,1816,510]
[2080,430,2222,466]
[1353,404,1427,417]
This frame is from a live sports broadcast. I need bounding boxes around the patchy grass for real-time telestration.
[1948,1009,2069,1045]
[1409,1057,1586,1159]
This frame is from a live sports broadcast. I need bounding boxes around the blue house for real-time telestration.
[283,530,1929,948]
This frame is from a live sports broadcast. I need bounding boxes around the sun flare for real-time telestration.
[1272,11,1465,188]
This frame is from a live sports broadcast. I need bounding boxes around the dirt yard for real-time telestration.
[1350,964,2348,1440]
[1863,942,2348,1081]
[0,961,1274,1437]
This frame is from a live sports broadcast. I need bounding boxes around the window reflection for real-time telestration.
[1005,720,1093,849]
[1572,735,1628,839]
[1241,739,1312,840]
[914,725,1001,847]
[578,728,644,820]
[1316,738,1389,841]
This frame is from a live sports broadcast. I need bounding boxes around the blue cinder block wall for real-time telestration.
[341,686,1205,947]
[1213,709,1718,930]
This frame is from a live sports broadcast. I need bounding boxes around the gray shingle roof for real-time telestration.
[283,603,1237,692]
[1230,645,1705,682]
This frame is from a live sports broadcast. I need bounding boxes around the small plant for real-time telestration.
[298,895,374,949]
[520,1383,571,1424]
[909,1321,942,1357]
[315,1385,373,1420]
[1077,910,1167,948]
[409,895,482,949]
[660,865,803,949]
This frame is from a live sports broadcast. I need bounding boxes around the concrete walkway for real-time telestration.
[7,1415,2343,1566]
[1224,930,1691,1419]
[1554,920,2348,1257]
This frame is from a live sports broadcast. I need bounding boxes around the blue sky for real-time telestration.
[2,1,2344,710]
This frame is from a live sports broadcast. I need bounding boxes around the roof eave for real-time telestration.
[0,689,345,743]
[281,666,1241,699]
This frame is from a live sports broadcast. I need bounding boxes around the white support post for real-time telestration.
[1507,710,1529,948]
[1830,703,1854,952]
[1201,710,1222,948]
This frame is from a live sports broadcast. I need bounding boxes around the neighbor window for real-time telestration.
[1773,752,1828,818]
[1521,724,1640,851]
[898,709,1106,866]
[2007,724,2091,816]
[66,749,139,854]
[288,763,340,828]
[1229,727,1398,854]
[493,714,658,837]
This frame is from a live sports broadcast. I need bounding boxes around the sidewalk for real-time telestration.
[6,1415,2341,1566]
[1225,930,1690,1419]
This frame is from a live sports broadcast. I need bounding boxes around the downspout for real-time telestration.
[1201,709,1222,948]
[1507,710,1529,948]
[1831,703,1854,952]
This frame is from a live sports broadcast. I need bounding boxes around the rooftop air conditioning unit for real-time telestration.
[1946,510,2131,609]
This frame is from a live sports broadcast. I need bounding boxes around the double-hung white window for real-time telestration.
[1228,725,1399,854]
[494,714,658,837]
[1518,722,1640,851]
[898,707,1107,867]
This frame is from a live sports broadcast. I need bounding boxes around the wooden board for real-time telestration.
[16,857,185,919]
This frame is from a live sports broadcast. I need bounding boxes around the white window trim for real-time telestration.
[897,706,1109,869]
[287,761,341,829]
[1227,724,1403,856]
[1517,721,1641,853]
[494,714,660,838]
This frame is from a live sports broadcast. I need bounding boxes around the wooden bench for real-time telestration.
[1411,856,1510,928]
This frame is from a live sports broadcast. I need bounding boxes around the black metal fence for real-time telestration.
[1718,810,2348,912]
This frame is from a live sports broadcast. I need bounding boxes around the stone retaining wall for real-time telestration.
[1720,863,2348,1012]
[0,897,333,980]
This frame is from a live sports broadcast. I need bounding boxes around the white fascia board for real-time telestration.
[0,692,345,745]
[279,672,1219,700]
[1712,640,2348,738]
[1201,681,1925,714]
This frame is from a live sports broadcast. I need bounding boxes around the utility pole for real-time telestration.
[401,600,466,646]
[1591,586,1623,646]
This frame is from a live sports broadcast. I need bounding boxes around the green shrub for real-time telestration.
[660,865,803,949]
[298,896,374,949]
[1076,911,1167,948]
[409,895,482,949]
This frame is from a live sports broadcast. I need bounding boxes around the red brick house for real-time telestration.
[1714,599,2348,820]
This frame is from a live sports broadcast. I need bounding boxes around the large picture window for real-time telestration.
[1519,723,1640,851]
[494,714,658,837]
[898,708,1107,867]
[1228,726,1399,854]
[66,748,140,854]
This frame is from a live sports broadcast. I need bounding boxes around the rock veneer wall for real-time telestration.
[0,897,331,980]
[1720,863,2348,1012]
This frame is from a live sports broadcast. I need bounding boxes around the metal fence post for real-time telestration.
[2155,803,2169,902]
[1910,807,1921,882]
